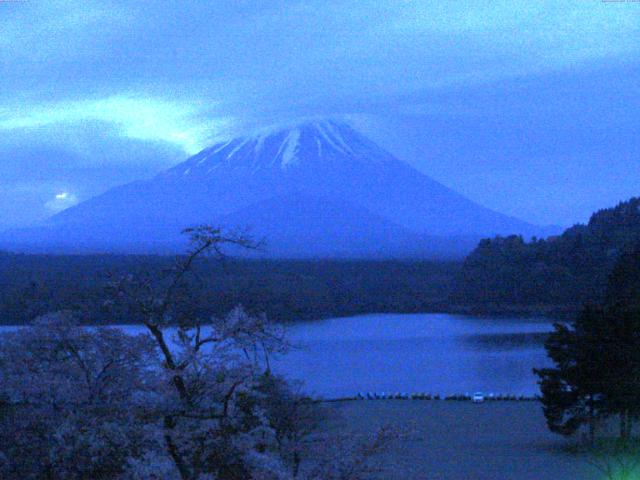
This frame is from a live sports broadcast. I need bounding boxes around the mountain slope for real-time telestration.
[1,120,545,257]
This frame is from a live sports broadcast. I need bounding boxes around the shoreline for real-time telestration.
[320,394,539,403]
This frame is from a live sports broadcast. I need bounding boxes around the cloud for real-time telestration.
[1,1,638,153]
[44,191,79,213]
[0,95,235,155]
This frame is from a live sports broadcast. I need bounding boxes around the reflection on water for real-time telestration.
[271,313,556,398]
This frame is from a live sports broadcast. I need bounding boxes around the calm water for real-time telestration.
[0,314,556,399]
[272,313,554,398]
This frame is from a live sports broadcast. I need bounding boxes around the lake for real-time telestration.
[273,313,554,398]
[0,313,556,399]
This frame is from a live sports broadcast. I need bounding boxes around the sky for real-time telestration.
[1,0,639,230]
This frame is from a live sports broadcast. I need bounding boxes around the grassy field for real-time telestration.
[326,400,602,480]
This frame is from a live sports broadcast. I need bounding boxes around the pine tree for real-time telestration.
[534,306,607,442]
[535,248,640,442]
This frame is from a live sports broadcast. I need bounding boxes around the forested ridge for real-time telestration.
[452,197,640,313]
[0,254,458,324]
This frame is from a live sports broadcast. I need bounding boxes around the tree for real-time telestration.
[0,226,397,479]
[534,305,609,442]
[535,247,640,443]
[605,249,640,312]
[0,311,156,479]
[107,226,398,479]
[107,226,298,479]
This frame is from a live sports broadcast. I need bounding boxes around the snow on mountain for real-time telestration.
[1,119,548,257]
[161,120,394,178]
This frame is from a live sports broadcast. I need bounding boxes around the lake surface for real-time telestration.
[273,313,554,398]
[0,313,556,399]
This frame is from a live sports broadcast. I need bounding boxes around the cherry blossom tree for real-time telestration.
[0,226,396,479]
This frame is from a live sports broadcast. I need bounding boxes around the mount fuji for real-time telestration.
[2,120,550,258]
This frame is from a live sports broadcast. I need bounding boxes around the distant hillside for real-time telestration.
[451,197,640,314]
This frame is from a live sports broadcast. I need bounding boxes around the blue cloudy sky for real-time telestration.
[1,0,639,230]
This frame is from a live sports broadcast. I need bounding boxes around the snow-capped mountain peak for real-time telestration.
[164,119,387,178]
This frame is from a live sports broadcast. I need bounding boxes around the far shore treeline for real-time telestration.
[0,256,458,325]
[1,196,640,325]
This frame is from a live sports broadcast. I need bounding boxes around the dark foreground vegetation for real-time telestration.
[0,253,458,325]
[536,249,640,439]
